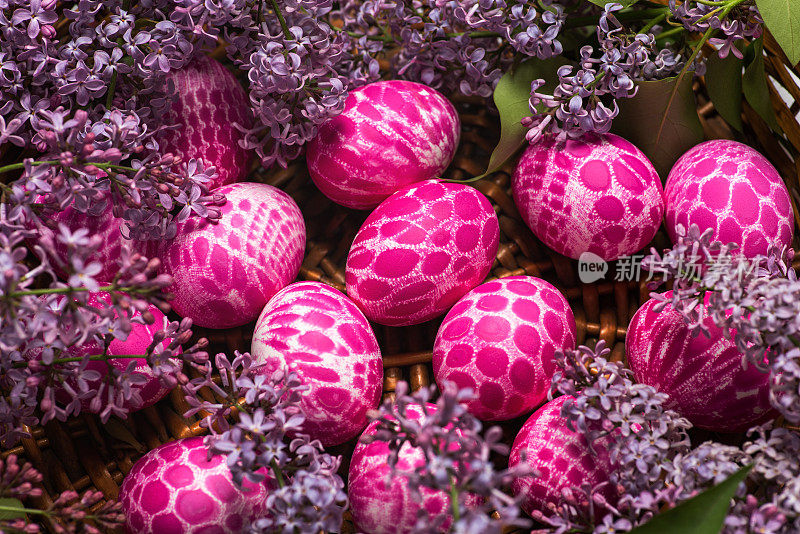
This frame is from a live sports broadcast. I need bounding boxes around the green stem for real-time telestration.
[106,70,119,109]
[563,7,669,30]
[14,354,148,368]
[0,504,49,516]
[655,25,685,41]
[269,0,291,39]
[270,458,286,488]
[448,475,460,524]
[640,11,667,34]
[7,284,145,298]
[444,30,501,39]
[0,160,59,175]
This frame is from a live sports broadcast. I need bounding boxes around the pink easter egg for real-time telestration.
[159,182,305,329]
[349,403,481,533]
[251,282,382,446]
[120,437,270,534]
[160,55,254,188]
[35,197,125,284]
[512,134,664,261]
[509,396,616,518]
[626,292,775,432]
[664,140,793,257]
[433,276,576,421]
[346,180,499,326]
[306,80,460,210]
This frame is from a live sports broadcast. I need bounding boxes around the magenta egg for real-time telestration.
[120,437,270,534]
[349,403,481,533]
[346,180,499,326]
[306,80,460,210]
[512,134,664,261]
[159,182,305,329]
[251,282,382,446]
[433,276,575,421]
[665,140,793,257]
[509,396,616,517]
[160,56,253,188]
[34,197,126,284]
[626,292,775,432]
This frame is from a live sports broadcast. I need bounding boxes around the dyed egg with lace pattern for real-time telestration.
[346,180,499,326]
[626,292,775,432]
[160,55,253,188]
[665,140,793,257]
[33,194,126,284]
[159,182,305,329]
[509,396,616,517]
[120,437,270,534]
[433,276,575,421]
[77,297,178,415]
[349,403,481,534]
[306,80,460,210]
[251,282,382,446]
[512,133,664,261]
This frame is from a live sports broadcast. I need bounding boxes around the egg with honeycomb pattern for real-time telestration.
[120,437,270,534]
[627,292,775,432]
[307,80,460,210]
[158,182,305,329]
[346,180,499,327]
[664,139,793,257]
[509,396,616,518]
[251,281,382,446]
[433,276,575,421]
[512,133,664,261]
[348,403,482,533]
[33,194,126,284]
[160,55,253,188]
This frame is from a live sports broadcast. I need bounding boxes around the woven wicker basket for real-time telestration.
[6,34,800,533]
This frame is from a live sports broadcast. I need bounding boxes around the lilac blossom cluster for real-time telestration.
[198,0,381,168]
[544,341,800,533]
[0,217,209,443]
[642,224,800,424]
[0,108,214,446]
[182,353,347,533]
[0,454,124,533]
[669,0,763,59]
[0,0,226,239]
[364,380,532,534]
[337,0,566,99]
[540,341,692,532]
[524,3,684,143]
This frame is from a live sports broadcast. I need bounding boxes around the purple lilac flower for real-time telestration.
[669,0,763,59]
[642,224,800,424]
[182,353,348,531]
[365,381,532,533]
[0,454,123,532]
[524,3,685,143]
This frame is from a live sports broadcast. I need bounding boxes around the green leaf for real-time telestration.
[485,57,568,177]
[756,0,800,66]
[628,465,753,534]
[742,37,782,133]
[704,53,744,131]
[612,74,704,180]
[0,498,26,521]
[586,0,639,7]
